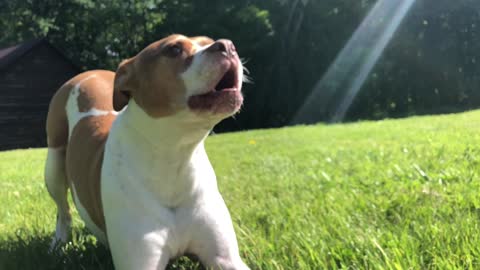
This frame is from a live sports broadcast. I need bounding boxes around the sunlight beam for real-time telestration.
[292,0,417,124]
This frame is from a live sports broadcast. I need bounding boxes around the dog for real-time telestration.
[44,34,249,270]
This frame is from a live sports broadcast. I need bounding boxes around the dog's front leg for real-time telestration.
[105,212,172,270]
[188,193,250,270]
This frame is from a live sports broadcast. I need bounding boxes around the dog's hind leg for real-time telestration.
[44,87,72,251]
[45,147,72,250]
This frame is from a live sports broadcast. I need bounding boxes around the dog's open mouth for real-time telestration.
[188,64,243,114]
[214,67,238,92]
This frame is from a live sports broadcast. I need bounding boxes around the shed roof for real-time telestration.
[0,39,80,71]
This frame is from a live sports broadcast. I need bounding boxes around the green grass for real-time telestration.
[3,110,480,269]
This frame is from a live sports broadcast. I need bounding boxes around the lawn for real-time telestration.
[2,110,480,269]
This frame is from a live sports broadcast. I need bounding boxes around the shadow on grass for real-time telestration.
[0,228,204,270]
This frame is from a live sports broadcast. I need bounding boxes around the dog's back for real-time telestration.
[45,70,127,246]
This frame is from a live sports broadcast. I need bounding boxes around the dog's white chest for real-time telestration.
[100,111,220,257]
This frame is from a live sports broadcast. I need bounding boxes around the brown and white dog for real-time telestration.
[44,34,249,270]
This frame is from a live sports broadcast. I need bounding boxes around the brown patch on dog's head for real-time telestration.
[114,34,214,118]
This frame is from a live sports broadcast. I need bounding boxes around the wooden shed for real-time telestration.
[0,39,81,150]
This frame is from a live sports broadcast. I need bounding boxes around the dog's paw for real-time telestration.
[49,218,72,253]
[48,238,65,253]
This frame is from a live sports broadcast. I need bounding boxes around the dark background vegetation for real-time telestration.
[1,0,479,132]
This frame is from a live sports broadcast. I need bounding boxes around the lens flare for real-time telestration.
[292,0,417,124]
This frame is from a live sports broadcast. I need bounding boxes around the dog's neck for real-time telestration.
[107,100,218,206]
[120,101,213,155]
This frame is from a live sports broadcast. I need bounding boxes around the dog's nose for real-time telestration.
[207,39,236,56]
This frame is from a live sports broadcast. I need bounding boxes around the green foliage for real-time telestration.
[1,0,479,129]
[349,0,480,121]
[3,110,480,268]
[0,0,273,72]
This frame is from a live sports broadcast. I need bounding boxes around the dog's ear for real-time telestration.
[113,58,137,111]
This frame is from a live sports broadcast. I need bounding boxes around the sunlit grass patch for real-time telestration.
[2,110,480,269]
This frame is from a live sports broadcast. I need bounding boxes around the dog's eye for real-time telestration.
[166,44,183,57]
